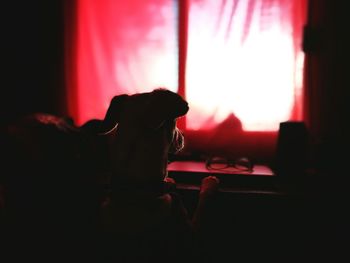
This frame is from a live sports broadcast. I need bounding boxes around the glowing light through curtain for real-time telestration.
[69,0,306,133]
[73,0,178,125]
[186,0,306,131]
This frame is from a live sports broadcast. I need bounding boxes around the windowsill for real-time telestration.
[168,160,275,176]
[167,160,291,196]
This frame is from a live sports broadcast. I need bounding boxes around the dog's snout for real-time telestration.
[185,102,189,111]
[181,101,189,114]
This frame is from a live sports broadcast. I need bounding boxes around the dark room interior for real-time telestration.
[1,0,349,262]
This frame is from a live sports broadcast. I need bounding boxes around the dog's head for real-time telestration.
[100,88,189,184]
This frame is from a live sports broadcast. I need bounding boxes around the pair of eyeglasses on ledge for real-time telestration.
[205,156,254,172]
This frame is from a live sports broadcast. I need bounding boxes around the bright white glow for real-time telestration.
[186,0,304,131]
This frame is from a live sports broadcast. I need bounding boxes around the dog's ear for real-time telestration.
[101,94,129,133]
[146,89,189,130]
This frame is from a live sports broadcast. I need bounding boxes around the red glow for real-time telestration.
[68,0,307,158]
[75,0,178,125]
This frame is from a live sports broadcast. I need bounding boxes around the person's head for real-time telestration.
[2,113,99,220]
[4,113,80,176]
[101,88,189,184]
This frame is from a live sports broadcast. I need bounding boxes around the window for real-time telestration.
[66,0,307,162]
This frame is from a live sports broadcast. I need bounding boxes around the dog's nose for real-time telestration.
[182,101,189,114]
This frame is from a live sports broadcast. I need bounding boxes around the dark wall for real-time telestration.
[304,0,350,179]
[1,0,65,126]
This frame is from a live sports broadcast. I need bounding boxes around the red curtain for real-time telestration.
[66,0,307,162]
